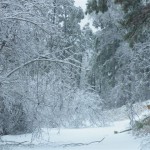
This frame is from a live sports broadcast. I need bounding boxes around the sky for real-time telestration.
[74,0,87,11]
[74,0,98,32]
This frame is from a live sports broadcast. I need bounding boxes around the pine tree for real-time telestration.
[86,0,108,14]
[86,0,150,45]
[115,0,150,45]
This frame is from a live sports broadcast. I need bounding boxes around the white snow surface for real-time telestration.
[1,101,150,150]
[0,120,145,150]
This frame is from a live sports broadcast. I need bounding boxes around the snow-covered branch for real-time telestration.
[6,58,84,78]
[0,17,51,35]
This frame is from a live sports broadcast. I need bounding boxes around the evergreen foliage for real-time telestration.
[86,0,150,110]
[86,0,108,14]
[86,0,150,44]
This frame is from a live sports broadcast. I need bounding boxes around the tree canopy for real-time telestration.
[86,0,150,45]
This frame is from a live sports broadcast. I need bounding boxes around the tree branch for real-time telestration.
[0,17,51,35]
[0,2,23,9]
[6,58,83,78]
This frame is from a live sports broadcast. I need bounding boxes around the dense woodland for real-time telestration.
[0,0,150,136]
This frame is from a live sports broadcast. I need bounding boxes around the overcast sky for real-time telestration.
[74,0,98,32]
[74,0,87,11]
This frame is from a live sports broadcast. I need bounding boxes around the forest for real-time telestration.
[0,0,150,150]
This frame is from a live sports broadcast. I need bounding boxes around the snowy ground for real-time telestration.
[0,120,148,150]
[1,101,150,150]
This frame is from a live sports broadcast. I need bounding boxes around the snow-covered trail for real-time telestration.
[1,120,142,150]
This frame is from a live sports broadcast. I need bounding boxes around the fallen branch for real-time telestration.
[59,137,105,147]
[114,128,132,134]
[0,140,28,146]
[0,138,105,148]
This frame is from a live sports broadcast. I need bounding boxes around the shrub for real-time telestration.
[0,97,32,135]
[133,116,150,135]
